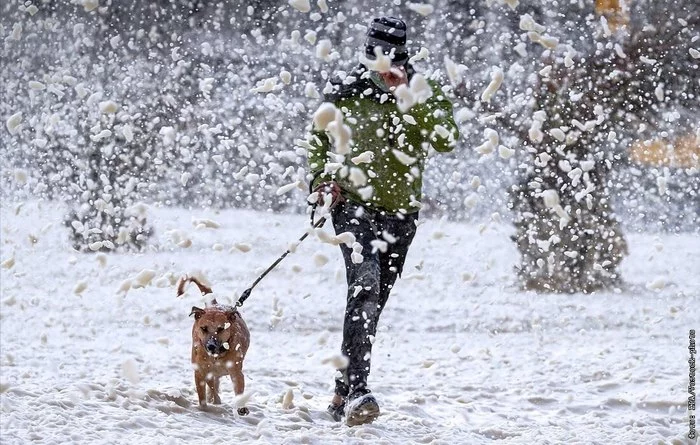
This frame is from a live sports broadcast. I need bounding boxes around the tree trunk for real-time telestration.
[510,68,628,293]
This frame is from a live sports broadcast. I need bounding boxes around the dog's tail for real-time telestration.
[176,276,216,303]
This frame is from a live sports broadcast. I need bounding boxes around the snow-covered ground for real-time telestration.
[1,201,697,444]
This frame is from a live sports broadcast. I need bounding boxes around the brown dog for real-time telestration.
[176,276,250,415]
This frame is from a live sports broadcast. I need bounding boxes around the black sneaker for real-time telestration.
[326,400,345,422]
[344,391,380,426]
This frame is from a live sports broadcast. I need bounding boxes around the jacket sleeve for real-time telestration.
[411,82,460,152]
[307,129,333,192]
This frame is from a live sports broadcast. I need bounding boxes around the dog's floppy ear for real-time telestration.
[190,306,204,320]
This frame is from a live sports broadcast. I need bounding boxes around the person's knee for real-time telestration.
[349,263,380,294]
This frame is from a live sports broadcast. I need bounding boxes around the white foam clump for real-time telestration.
[282,388,294,409]
[96,253,107,268]
[82,0,99,12]
[464,194,479,209]
[276,181,301,195]
[117,279,132,294]
[690,48,700,59]
[568,168,582,187]
[370,239,388,253]
[235,392,254,409]
[334,232,356,247]
[1,256,15,269]
[87,241,104,251]
[251,77,279,93]
[73,281,88,295]
[564,47,577,67]
[321,354,349,369]
[541,189,559,208]
[455,108,474,124]
[28,81,45,90]
[316,229,355,247]
[279,70,292,85]
[192,218,220,229]
[549,128,566,142]
[99,100,118,114]
[359,46,392,73]
[444,56,465,87]
[407,2,434,16]
[480,66,504,102]
[656,176,667,195]
[580,160,595,172]
[121,124,134,142]
[394,73,433,112]
[434,125,451,139]
[6,112,22,134]
[353,184,371,199]
[350,242,364,264]
[528,32,559,49]
[122,359,140,384]
[393,149,417,166]
[233,243,252,253]
[288,0,310,12]
[313,252,329,266]
[403,114,417,125]
[312,103,352,154]
[408,47,430,64]
[314,229,335,244]
[654,84,664,102]
[475,128,499,155]
[8,23,22,41]
[351,151,374,164]
[378,232,395,245]
[180,172,191,187]
[529,111,547,143]
[498,145,515,159]
[348,167,367,187]
[160,126,176,145]
[646,277,666,290]
[305,82,320,99]
[316,39,332,61]
[519,14,546,33]
[313,103,337,130]
[14,169,27,184]
[540,189,569,225]
[90,129,112,142]
[131,270,156,288]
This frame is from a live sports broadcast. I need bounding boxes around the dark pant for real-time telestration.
[331,200,418,397]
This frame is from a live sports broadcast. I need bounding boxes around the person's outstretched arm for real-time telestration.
[410,81,460,152]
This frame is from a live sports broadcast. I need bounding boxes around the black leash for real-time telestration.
[235,213,328,308]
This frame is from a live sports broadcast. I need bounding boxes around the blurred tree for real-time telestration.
[510,0,698,292]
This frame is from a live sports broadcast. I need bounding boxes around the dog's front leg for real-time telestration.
[194,370,208,407]
[230,367,248,415]
[207,376,221,404]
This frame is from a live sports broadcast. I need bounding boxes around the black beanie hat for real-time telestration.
[365,17,408,66]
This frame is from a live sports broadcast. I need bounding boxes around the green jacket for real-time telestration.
[306,66,459,214]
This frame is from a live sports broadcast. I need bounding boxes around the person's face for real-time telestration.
[378,65,407,88]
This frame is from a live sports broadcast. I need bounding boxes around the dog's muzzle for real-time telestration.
[205,338,227,356]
